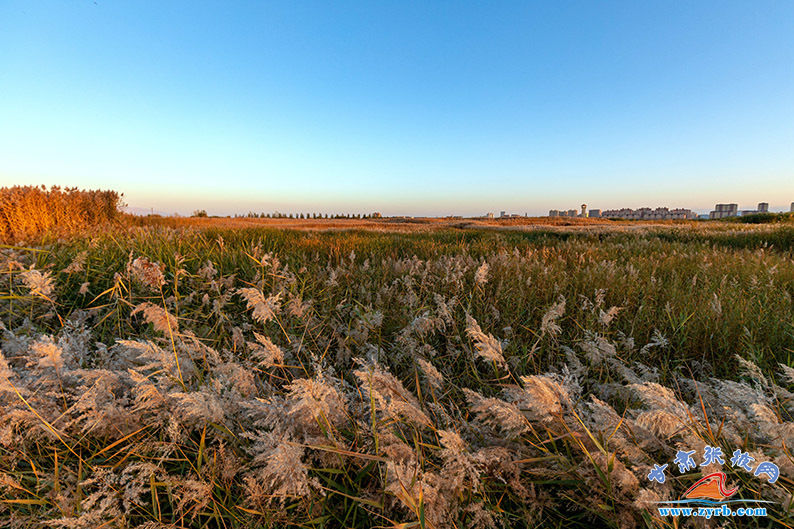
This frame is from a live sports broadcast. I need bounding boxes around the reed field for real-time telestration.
[2,220,794,528]
[0,186,122,243]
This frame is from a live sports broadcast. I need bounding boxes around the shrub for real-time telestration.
[727,212,794,224]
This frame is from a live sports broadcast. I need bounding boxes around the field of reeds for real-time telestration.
[0,186,123,243]
[2,221,794,528]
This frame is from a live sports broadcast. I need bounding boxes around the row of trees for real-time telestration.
[203,212,382,219]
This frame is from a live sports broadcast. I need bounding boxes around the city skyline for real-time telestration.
[2,1,793,216]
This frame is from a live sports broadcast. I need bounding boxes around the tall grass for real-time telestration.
[0,185,122,243]
[18,225,794,375]
[1,223,793,528]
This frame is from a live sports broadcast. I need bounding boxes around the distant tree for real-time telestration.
[192,209,208,218]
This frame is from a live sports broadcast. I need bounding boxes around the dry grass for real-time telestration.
[1,215,794,528]
[0,186,122,243]
[136,213,678,233]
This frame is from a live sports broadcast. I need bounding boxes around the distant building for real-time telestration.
[602,208,632,219]
[710,202,774,218]
[485,212,494,219]
[547,203,600,218]
[737,202,771,216]
[601,207,696,220]
[371,212,382,218]
[500,211,507,218]
[549,204,692,220]
[669,208,697,219]
[709,204,738,219]
[791,202,794,212]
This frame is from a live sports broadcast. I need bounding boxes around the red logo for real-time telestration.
[682,472,738,501]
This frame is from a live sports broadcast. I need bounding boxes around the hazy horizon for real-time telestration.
[2,1,793,216]
[120,198,793,219]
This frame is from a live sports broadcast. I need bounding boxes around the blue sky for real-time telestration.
[1,1,792,216]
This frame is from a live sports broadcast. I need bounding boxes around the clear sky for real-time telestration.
[1,1,793,216]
